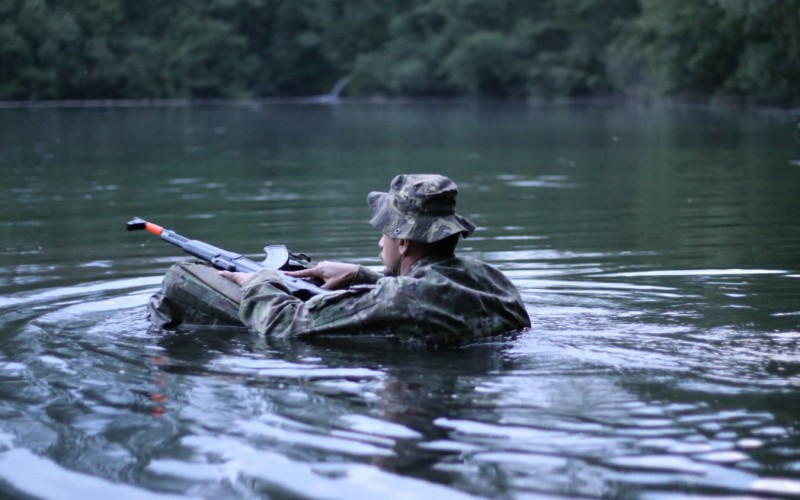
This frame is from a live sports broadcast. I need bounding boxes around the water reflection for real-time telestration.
[136,324,515,497]
[1,250,799,498]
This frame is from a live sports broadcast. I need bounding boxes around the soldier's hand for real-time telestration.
[218,271,253,286]
[285,261,358,290]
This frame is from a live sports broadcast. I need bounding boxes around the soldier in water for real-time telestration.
[219,174,530,348]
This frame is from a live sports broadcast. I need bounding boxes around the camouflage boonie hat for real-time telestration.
[367,174,476,243]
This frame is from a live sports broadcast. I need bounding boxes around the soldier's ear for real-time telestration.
[397,239,410,255]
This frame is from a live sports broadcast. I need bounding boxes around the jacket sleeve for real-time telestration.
[238,269,412,338]
[351,265,382,285]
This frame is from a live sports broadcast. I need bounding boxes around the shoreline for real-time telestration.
[0,96,797,115]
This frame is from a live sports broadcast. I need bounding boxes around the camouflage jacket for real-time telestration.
[238,255,530,347]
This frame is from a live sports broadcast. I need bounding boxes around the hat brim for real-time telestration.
[367,191,475,243]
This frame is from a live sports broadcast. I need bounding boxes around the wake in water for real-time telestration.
[1,262,799,498]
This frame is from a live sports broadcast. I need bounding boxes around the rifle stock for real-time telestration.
[126,217,327,300]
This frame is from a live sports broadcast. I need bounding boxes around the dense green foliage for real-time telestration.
[610,0,800,105]
[1,0,798,105]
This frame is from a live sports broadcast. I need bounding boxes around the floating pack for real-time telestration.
[148,245,312,329]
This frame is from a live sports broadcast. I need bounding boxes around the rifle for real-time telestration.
[126,217,327,300]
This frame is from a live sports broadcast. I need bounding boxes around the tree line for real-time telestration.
[1,0,798,106]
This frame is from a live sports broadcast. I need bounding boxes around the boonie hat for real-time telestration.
[367,174,476,243]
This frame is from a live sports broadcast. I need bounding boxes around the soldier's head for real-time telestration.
[368,174,475,276]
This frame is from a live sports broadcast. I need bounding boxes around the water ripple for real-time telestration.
[0,449,190,499]
[152,435,482,500]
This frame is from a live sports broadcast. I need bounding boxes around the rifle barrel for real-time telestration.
[127,217,326,299]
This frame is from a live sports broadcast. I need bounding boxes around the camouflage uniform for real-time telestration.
[237,174,530,347]
[239,255,530,348]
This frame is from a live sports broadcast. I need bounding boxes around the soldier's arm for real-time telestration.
[284,261,357,290]
[285,262,382,289]
[236,270,408,338]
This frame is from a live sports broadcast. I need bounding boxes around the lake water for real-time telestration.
[1,101,799,499]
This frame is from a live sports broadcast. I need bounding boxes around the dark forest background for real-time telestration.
[2,0,798,105]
